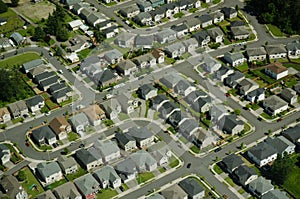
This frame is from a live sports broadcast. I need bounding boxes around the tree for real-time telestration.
[32,27,46,41]
[56,25,69,41]
[234,109,241,115]
[0,0,8,13]
[16,170,26,181]
[10,0,19,7]
[94,30,105,43]
[55,46,63,56]
[269,154,294,185]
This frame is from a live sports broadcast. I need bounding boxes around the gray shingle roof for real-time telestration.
[23,59,44,71]
[248,142,277,160]
[222,154,244,172]
[26,95,44,107]
[74,174,99,196]
[31,126,56,143]
[178,178,204,197]
[233,165,257,185]
[36,162,61,178]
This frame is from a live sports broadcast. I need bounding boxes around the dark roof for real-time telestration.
[115,132,135,146]
[224,71,245,87]
[34,71,56,83]
[193,30,209,42]
[152,94,169,106]
[26,95,44,107]
[102,26,118,35]
[31,126,56,142]
[48,83,67,94]
[184,90,207,104]
[198,14,212,23]
[171,23,188,32]
[135,35,154,46]
[221,7,237,17]
[230,20,245,27]
[96,70,116,85]
[178,118,199,135]
[114,158,137,176]
[167,111,187,126]
[75,148,97,165]
[248,142,277,160]
[0,175,25,198]
[39,76,59,88]
[159,101,178,116]
[233,165,257,185]
[138,84,156,96]
[220,114,244,134]
[265,136,295,155]
[222,154,244,172]
[178,178,204,197]
[282,125,300,144]
[52,87,72,100]
[191,96,211,112]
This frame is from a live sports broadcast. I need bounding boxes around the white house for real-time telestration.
[94,140,120,163]
[265,62,288,80]
[247,142,278,167]
[263,95,289,116]
[36,162,63,184]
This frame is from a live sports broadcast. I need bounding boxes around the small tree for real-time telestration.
[234,109,241,115]
[16,170,26,181]
[10,0,19,7]
[0,0,8,13]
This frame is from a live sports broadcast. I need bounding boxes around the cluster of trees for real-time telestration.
[248,0,300,34]
[0,69,34,106]
[0,0,8,13]
[33,5,69,42]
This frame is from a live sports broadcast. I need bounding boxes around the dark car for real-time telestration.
[53,143,59,148]
[25,142,30,147]
[214,147,222,152]
[277,118,282,122]
[79,143,85,148]
[225,93,230,97]
[120,186,125,192]
[187,163,192,168]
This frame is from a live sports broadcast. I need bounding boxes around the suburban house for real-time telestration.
[224,52,246,67]
[0,175,28,199]
[265,136,295,156]
[193,30,210,47]
[265,44,287,59]
[34,71,56,84]
[134,12,152,26]
[182,38,198,53]
[159,101,180,119]
[233,165,258,186]
[101,26,119,38]
[282,125,300,149]
[36,190,56,199]
[210,104,229,123]
[159,72,184,91]
[51,87,72,104]
[161,184,188,199]
[86,12,106,27]
[116,60,137,76]
[0,144,10,165]
[117,93,139,114]
[53,182,82,199]
[165,42,186,58]
[219,114,244,135]
[96,69,118,88]
[57,155,78,175]
[8,100,29,119]
[31,125,57,146]
[36,162,63,184]
[49,116,71,140]
[185,18,201,32]
[191,96,212,113]
[280,88,298,104]
[247,142,278,167]
[104,49,123,65]
[262,95,289,116]
[150,9,165,22]
[171,23,189,38]
[178,178,205,199]
[155,28,177,44]
[151,94,169,111]
[114,32,135,48]
[246,88,265,103]
[174,79,197,97]
[68,112,90,134]
[72,3,89,15]
[230,26,250,40]
[152,48,165,64]
[100,98,121,119]
[286,40,300,57]
[264,62,288,80]
[149,0,164,7]
[236,78,259,96]
[119,4,140,18]
[294,81,300,94]
[0,38,10,49]
[68,19,84,30]
[82,105,105,126]
[115,132,137,151]
[200,54,222,73]
[246,47,267,62]
[93,139,120,163]
[178,118,200,137]
[39,76,59,91]
[207,27,224,43]
[210,10,224,24]
[230,20,245,27]
[93,166,121,189]
[137,0,153,12]
[10,32,25,45]
[248,176,274,198]
[25,95,44,113]
[261,189,289,199]
[67,35,91,53]
[216,65,234,81]
[221,154,244,174]
[75,148,103,171]
[224,71,245,88]
[22,59,44,73]
[184,90,208,104]
[147,141,172,166]
[0,107,11,123]
[162,3,179,18]
[137,84,158,100]
[167,111,188,127]
[135,35,154,49]
[114,158,137,183]
[133,53,156,68]
[198,14,213,28]
[126,126,154,148]
[74,174,100,199]
[221,7,237,19]
[130,150,157,172]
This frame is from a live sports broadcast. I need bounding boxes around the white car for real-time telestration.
[58,69,63,74]
[45,111,51,116]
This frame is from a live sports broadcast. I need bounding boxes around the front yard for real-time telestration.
[137,172,155,184]
[96,188,118,199]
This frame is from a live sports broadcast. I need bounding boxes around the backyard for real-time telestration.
[0,8,25,35]
[20,167,44,198]
[0,52,40,68]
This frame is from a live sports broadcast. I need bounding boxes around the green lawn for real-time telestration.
[45,178,67,190]
[266,24,285,37]
[260,112,276,120]
[77,47,95,60]
[225,177,236,187]
[283,166,300,199]
[213,164,224,175]
[190,145,200,154]
[283,63,300,71]
[0,9,25,35]
[21,167,44,198]
[137,172,155,184]
[251,69,276,84]
[238,188,246,194]
[121,183,129,191]
[174,12,184,18]
[165,57,176,65]
[284,76,298,88]
[235,63,249,72]
[227,88,238,96]
[159,167,166,173]
[3,143,22,164]
[169,156,180,168]
[97,188,118,199]
[0,52,40,68]
[45,100,59,110]
[119,112,130,120]
[66,167,87,181]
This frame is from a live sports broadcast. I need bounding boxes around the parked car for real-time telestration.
[214,147,222,152]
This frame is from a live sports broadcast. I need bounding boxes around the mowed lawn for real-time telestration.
[0,52,40,68]
[20,167,44,198]
[0,8,25,35]
[282,154,300,199]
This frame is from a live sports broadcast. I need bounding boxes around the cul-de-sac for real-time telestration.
[0,0,299,198]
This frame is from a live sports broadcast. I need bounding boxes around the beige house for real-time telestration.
[0,107,11,123]
[49,116,72,140]
[82,104,105,126]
